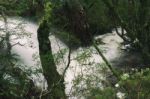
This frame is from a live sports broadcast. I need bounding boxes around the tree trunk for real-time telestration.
[64,0,92,46]
[37,19,66,99]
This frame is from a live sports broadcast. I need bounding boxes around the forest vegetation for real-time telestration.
[0,0,150,99]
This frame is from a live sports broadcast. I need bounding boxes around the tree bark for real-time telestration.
[64,0,92,46]
[37,19,66,99]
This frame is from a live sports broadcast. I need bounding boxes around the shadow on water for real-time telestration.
[111,51,146,69]
[53,28,149,70]
[51,31,92,50]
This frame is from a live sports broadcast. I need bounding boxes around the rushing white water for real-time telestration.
[50,29,124,98]
[0,17,47,89]
[0,17,142,98]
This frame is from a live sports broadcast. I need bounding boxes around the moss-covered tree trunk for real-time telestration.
[37,20,66,99]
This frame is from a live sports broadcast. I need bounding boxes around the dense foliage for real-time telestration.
[0,0,45,19]
[0,16,39,98]
[102,0,150,64]
[0,0,150,99]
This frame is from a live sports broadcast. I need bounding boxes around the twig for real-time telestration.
[62,47,71,78]
[54,36,67,66]
[11,42,25,47]
[92,41,120,80]
[115,27,130,43]
[41,42,72,97]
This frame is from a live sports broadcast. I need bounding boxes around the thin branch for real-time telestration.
[115,28,130,43]
[62,47,71,78]
[92,41,120,80]
[87,0,96,9]
[101,0,133,36]
[54,36,66,66]
[41,47,71,97]
[41,36,72,97]
[11,42,25,47]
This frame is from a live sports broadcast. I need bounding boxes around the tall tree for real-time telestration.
[63,0,92,45]
[37,19,66,98]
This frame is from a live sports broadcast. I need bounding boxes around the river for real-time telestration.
[0,17,143,98]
